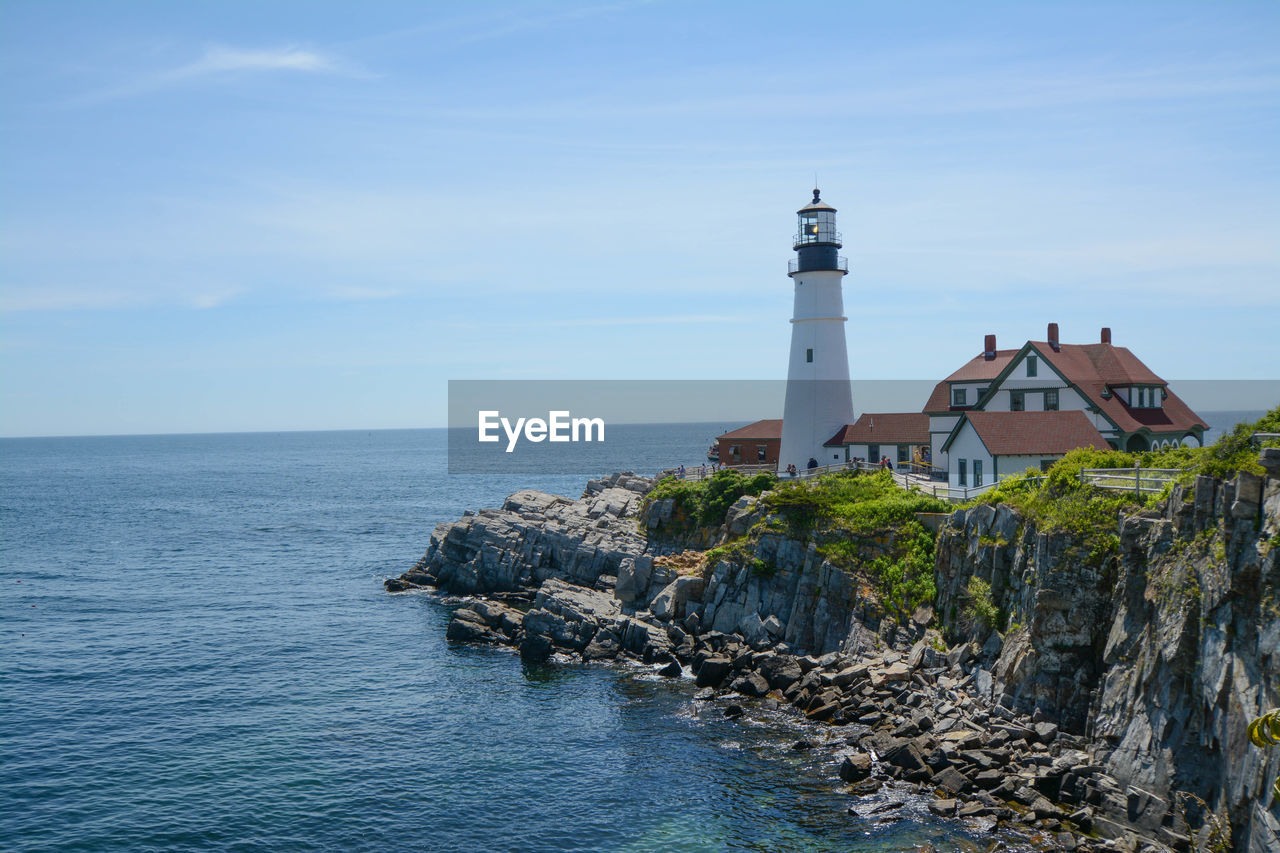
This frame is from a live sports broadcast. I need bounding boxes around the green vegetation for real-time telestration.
[977,448,1135,566]
[1198,405,1280,479]
[968,406,1280,569]
[757,470,951,618]
[760,469,949,538]
[643,469,777,535]
[963,576,1000,632]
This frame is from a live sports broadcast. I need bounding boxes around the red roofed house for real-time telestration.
[823,412,930,467]
[929,324,1207,490]
[716,419,782,467]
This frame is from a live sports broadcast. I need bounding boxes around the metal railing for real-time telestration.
[1079,466,1182,495]
[787,256,849,274]
[676,462,774,481]
[913,480,999,502]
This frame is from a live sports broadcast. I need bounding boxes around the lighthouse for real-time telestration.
[778,189,854,472]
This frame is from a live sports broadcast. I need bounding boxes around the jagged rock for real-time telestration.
[933,766,973,795]
[756,653,804,691]
[1033,721,1059,744]
[650,575,705,621]
[722,703,744,719]
[839,752,873,782]
[445,608,504,643]
[929,798,957,816]
[695,655,732,688]
[389,475,652,595]
[657,659,683,677]
[519,631,553,664]
[729,671,770,697]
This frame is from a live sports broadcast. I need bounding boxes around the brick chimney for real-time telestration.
[1100,327,1111,344]
[1048,322,1060,352]
[983,334,997,361]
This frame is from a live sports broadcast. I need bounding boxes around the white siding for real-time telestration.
[995,455,1058,480]
[947,422,993,490]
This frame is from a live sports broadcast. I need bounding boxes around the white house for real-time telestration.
[924,323,1207,487]
[941,410,1110,490]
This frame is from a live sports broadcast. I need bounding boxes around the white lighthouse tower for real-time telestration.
[778,189,854,472]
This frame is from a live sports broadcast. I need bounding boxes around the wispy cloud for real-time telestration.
[72,44,364,104]
[174,45,338,76]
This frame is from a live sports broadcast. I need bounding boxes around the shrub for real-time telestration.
[964,576,999,632]
[644,469,778,533]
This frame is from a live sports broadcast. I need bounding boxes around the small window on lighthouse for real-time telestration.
[806,348,813,363]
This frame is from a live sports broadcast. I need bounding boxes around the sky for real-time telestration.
[1,1,1278,437]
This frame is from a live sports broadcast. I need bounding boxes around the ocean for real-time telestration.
[0,414,1261,851]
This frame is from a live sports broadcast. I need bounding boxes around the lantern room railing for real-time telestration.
[793,230,842,249]
[788,255,848,274]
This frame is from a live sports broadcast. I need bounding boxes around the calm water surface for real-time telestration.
[0,420,1254,851]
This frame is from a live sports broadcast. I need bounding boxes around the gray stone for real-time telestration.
[695,655,732,688]
[839,752,873,782]
[729,671,770,697]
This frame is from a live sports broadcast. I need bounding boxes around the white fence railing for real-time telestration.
[1079,466,1181,495]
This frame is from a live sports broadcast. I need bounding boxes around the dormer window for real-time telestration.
[952,387,967,406]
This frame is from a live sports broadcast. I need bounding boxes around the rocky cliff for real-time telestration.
[387,457,1280,852]
[934,461,1280,852]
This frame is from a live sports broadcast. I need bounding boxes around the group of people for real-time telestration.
[684,454,896,481]
[677,462,725,479]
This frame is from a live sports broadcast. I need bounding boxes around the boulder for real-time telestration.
[658,659,683,678]
[695,655,733,688]
[839,752,873,782]
[445,608,503,643]
[650,575,706,621]
[729,671,771,697]
[757,654,804,691]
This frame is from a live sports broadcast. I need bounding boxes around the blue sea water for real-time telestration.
[0,415,1260,851]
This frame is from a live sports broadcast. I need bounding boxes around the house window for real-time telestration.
[867,443,879,463]
[1011,390,1025,412]
[730,444,741,459]
[1040,459,1055,472]
[806,348,813,363]
[978,386,989,399]
[1045,389,1059,411]
[958,459,967,486]
[952,388,967,406]
[973,459,983,487]
[1027,356,1037,377]
[757,445,767,462]
[897,445,909,463]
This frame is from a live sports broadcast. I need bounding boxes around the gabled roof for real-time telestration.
[824,412,929,446]
[999,341,1207,436]
[716,419,782,441]
[944,410,1109,455]
[923,350,1018,413]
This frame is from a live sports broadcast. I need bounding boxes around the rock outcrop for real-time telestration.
[934,471,1280,852]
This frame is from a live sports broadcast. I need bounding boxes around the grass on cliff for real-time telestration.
[760,470,951,618]
[973,448,1140,565]
[643,468,777,534]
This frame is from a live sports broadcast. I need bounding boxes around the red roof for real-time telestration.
[824,412,929,446]
[1031,342,1207,435]
[923,350,1017,412]
[924,339,1208,436]
[946,349,1020,381]
[952,410,1110,456]
[717,419,782,441]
